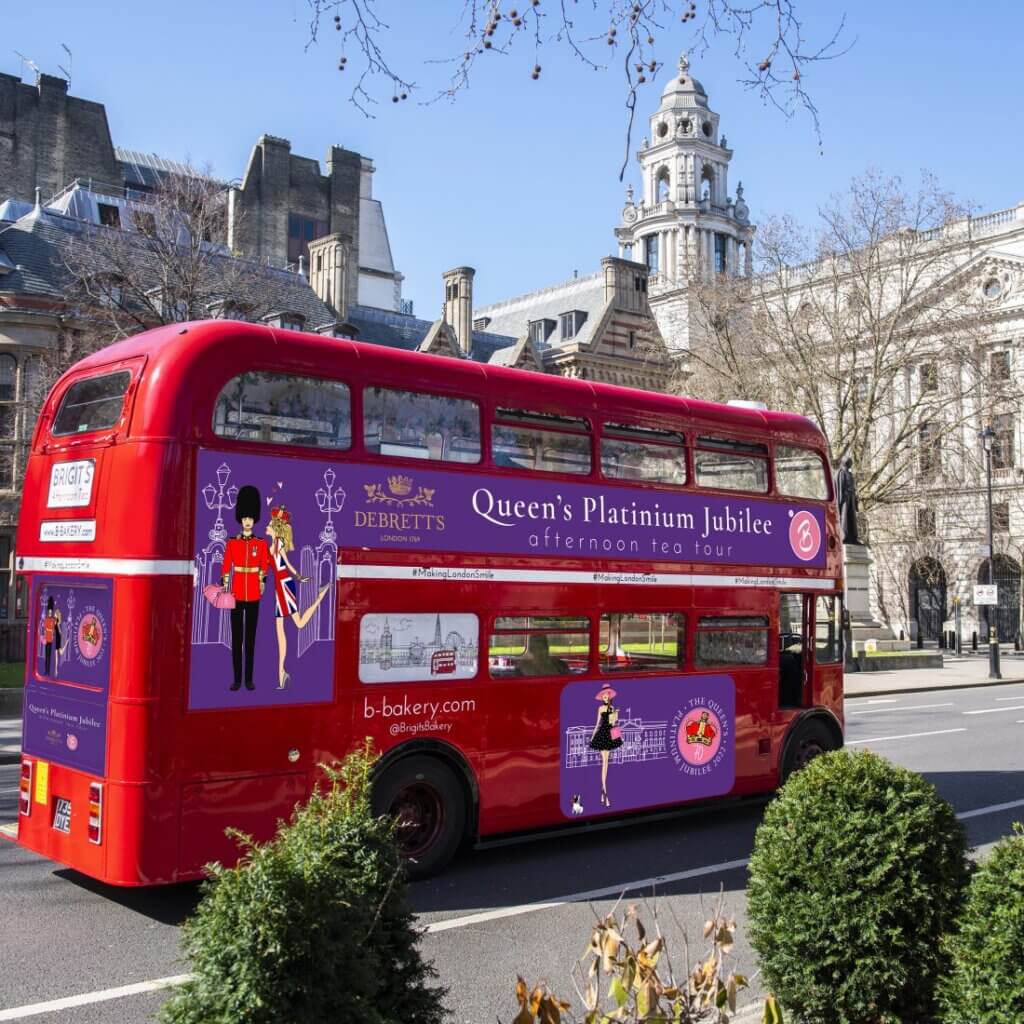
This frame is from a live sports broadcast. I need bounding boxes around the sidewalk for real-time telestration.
[0,716,21,764]
[845,650,1024,698]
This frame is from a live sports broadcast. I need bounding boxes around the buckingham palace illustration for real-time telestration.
[565,710,668,768]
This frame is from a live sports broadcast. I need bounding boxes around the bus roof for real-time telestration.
[61,319,826,448]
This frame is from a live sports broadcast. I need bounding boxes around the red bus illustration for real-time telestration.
[15,320,843,884]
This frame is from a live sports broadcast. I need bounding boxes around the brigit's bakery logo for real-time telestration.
[671,697,730,777]
[788,509,822,562]
[363,475,435,508]
[355,475,445,535]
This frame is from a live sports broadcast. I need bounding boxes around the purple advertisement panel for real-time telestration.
[197,447,825,581]
[23,577,113,776]
[190,451,340,709]
[559,675,735,819]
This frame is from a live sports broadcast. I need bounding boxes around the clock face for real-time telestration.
[657,121,669,138]
[984,277,1003,300]
[624,207,638,224]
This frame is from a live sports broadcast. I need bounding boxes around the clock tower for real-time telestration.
[615,54,754,352]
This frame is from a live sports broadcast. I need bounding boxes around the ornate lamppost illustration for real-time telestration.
[316,468,346,544]
[194,462,238,646]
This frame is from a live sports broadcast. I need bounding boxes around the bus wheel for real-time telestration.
[373,756,466,879]
[781,719,835,784]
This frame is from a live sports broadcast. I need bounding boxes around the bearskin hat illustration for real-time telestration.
[235,484,262,524]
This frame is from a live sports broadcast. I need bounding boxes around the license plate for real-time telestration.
[52,797,72,834]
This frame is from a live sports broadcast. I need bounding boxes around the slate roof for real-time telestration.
[0,205,337,330]
[473,271,608,353]
[343,304,516,363]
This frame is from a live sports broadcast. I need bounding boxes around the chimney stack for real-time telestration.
[442,266,475,355]
[308,233,351,322]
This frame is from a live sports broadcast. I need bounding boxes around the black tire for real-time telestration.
[372,755,467,880]
[780,719,836,785]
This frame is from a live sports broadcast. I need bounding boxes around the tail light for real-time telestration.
[18,760,32,817]
[87,782,103,845]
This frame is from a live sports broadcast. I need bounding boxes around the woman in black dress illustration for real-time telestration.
[589,686,623,807]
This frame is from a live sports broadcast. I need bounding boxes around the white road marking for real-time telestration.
[2,793,1023,1019]
[0,823,15,839]
[424,857,752,934]
[996,695,1024,701]
[0,975,192,1021]
[844,698,898,706]
[848,702,953,716]
[958,797,1024,821]
[963,705,1024,715]
[847,728,967,745]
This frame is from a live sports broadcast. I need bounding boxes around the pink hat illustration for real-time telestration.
[595,686,617,702]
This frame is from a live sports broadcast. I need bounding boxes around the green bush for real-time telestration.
[746,749,969,1024]
[940,823,1024,1023]
[160,747,447,1024]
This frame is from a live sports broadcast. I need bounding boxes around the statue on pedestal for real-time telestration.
[834,457,861,546]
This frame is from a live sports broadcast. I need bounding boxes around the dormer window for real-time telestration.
[97,203,121,229]
[559,310,587,340]
[528,319,556,344]
[264,312,306,332]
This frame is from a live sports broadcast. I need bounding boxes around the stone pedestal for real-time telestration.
[844,543,908,654]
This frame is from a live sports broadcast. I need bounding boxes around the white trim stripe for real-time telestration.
[17,557,193,576]
[16,556,840,591]
[338,563,839,590]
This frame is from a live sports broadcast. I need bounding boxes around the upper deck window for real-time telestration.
[694,435,769,494]
[601,423,686,485]
[363,387,480,463]
[52,370,131,437]
[775,445,830,500]
[213,372,351,449]
[492,409,591,475]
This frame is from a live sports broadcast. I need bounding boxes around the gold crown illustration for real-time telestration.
[388,474,413,496]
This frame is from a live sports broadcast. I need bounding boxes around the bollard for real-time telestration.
[899,629,905,641]
[972,630,978,651]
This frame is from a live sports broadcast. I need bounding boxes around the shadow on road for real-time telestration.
[411,798,768,916]
[54,869,203,926]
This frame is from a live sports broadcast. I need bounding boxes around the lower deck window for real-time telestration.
[358,613,479,683]
[695,615,769,667]
[489,616,590,678]
[600,612,685,673]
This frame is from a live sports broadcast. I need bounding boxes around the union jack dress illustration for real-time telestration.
[270,539,299,619]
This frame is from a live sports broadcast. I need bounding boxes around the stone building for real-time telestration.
[0,70,405,312]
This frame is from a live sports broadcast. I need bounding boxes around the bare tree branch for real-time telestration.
[303,1,849,170]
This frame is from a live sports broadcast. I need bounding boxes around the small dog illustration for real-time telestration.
[571,794,584,816]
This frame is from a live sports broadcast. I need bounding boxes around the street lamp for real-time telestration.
[979,425,1002,680]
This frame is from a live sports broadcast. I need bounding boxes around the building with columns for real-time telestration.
[614,54,754,353]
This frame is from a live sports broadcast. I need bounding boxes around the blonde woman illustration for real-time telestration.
[265,506,331,689]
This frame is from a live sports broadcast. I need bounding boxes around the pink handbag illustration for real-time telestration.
[610,726,622,741]
[203,583,236,610]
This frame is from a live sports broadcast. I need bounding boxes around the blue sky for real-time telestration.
[5,2,1024,315]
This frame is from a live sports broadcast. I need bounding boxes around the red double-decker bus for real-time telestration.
[14,320,843,884]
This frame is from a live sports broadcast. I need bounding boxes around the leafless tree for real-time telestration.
[686,170,1014,519]
[304,0,850,175]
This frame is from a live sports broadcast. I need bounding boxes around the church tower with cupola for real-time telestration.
[615,54,755,353]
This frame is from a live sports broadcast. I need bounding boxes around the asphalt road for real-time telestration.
[2,683,1024,1023]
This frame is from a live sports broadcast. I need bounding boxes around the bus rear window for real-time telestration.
[214,372,351,449]
[52,371,131,436]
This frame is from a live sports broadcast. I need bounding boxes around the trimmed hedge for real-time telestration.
[160,749,447,1024]
[747,749,969,1024]
[940,824,1024,1023]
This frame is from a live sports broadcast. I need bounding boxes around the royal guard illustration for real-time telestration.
[685,710,718,747]
[589,685,624,807]
[265,505,331,689]
[39,596,57,676]
[221,485,271,691]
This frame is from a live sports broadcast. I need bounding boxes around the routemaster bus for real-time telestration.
[14,319,843,885]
